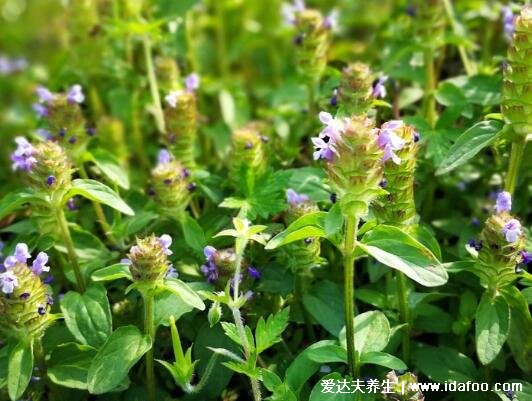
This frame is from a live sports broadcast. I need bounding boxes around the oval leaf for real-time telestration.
[65,179,134,216]
[92,263,133,282]
[265,212,326,249]
[47,343,97,390]
[8,341,33,401]
[163,279,205,311]
[88,149,130,189]
[476,294,510,365]
[340,311,391,355]
[360,351,407,370]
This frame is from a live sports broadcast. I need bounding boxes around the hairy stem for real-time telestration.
[505,138,526,195]
[55,207,85,292]
[143,293,156,401]
[343,215,358,377]
[396,271,411,363]
[423,50,437,128]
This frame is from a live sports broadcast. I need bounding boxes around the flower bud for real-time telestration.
[0,244,55,341]
[124,234,172,283]
[156,56,181,92]
[383,371,424,401]
[502,6,532,139]
[229,123,267,184]
[337,63,374,115]
[151,150,191,218]
[372,121,419,225]
[293,8,331,83]
[208,301,222,327]
[313,113,384,216]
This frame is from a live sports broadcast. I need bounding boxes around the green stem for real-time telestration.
[505,138,526,195]
[343,215,358,377]
[307,82,316,118]
[295,273,316,342]
[143,36,166,134]
[441,0,475,76]
[55,207,85,292]
[34,338,47,385]
[143,293,156,401]
[213,0,229,80]
[423,50,437,128]
[396,272,411,364]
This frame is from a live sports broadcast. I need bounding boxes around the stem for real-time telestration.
[295,273,316,342]
[213,0,229,80]
[78,165,117,245]
[34,338,46,382]
[143,36,166,134]
[143,292,156,401]
[505,139,526,195]
[55,207,85,292]
[423,50,437,128]
[343,215,358,377]
[396,272,411,364]
[307,82,316,118]
[441,0,475,76]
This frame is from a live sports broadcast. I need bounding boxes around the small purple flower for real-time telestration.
[11,137,37,172]
[247,266,261,280]
[502,219,522,243]
[372,76,388,98]
[37,304,47,315]
[204,246,217,261]
[20,292,30,300]
[67,84,85,104]
[185,73,200,92]
[32,102,48,118]
[31,252,50,275]
[377,120,405,164]
[281,0,305,25]
[200,262,218,283]
[67,198,78,211]
[495,191,512,214]
[166,264,178,279]
[86,125,96,136]
[521,250,531,266]
[158,234,173,255]
[311,136,337,161]
[165,90,182,108]
[68,136,77,144]
[379,178,388,188]
[36,86,53,103]
[286,188,309,205]
[120,258,132,265]
[0,270,18,294]
[323,9,339,30]
[47,175,56,186]
[157,149,172,165]
[471,217,480,227]
[318,111,344,142]
[330,88,338,106]
[14,243,31,263]
[187,182,197,192]
[502,6,515,41]
[37,128,52,140]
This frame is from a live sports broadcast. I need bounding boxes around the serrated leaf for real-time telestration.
[255,308,290,354]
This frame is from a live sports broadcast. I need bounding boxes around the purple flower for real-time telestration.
[330,88,338,106]
[318,111,344,142]
[185,73,200,92]
[372,76,388,98]
[120,258,132,265]
[67,84,85,104]
[37,304,47,315]
[323,9,339,30]
[502,219,522,243]
[31,252,50,275]
[166,264,178,279]
[281,0,305,25]
[37,128,52,140]
[11,137,36,172]
[377,120,406,164]
[495,191,512,214]
[312,136,337,161]
[200,262,218,283]
[158,234,173,255]
[67,198,78,211]
[14,243,31,263]
[47,175,56,186]
[247,266,261,280]
[36,86,53,103]
[0,270,18,294]
[157,149,172,165]
[165,90,182,108]
[32,102,48,118]
[521,251,532,266]
[204,246,217,261]
[413,131,420,142]
[287,188,309,205]
[502,6,515,41]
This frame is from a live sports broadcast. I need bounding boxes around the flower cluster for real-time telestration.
[229,122,268,184]
[200,246,261,287]
[164,73,200,108]
[122,234,174,282]
[0,243,55,341]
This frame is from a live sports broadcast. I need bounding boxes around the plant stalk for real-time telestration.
[143,292,156,401]
[55,207,85,292]
[442,0,475,76]
[423,50,437,128]
[343,215,358,377]
[396,271,411,363]
[143,37,166,134]
[505,138,526,195]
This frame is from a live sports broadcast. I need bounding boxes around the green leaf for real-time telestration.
[8,341,33,401]
[340,311,391,355]
[86,149,130,189]
[154,290,194,327]
[255,308,290,354]
[412,346,478,383]
[91,263,133,282]
[359,225,448,287]
[87,326,152,394]
[476,294,510,365]
[47,343,97,390]
[60,284,113,348]
[436,120,504,175]
[303,280,345,336]
[162,279,205,311]
[181,214,206,254]
[309,372,353,401]
[65,179,134,215]
[0,190,45,221]
[306,344,347,364]
[285,341,328,394]
[324,203,343,237]
[360,351,407,370]
[495,381,532,401]
[0,343,15,389]
[265,212,327,249]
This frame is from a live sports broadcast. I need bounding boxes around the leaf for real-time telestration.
[162,279,205,311]
[255,308,290,354]
[495,381,532,401]
[436,120,504,175]
[91,263,133,282]
[0,190,43,220]
[60,284,113,348]
[181,214,206,254]
[340,311,391,355]
[87,326,152,394]
[412,346,478,383]
[87,149,130,189]
[309,372,353,401]
[265,212,327,249]
[0,343,15,389]
[324,202,343,237]
[475,294,510,365]
[65,179,134,216]
[47,343,97,390]
[303,280,345,337]
[154,290,194,327]
[359,225,448,287]
[306,344,347,364]
[8,341,33,401]
[360,351,407,370]
[285,341,328,394]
